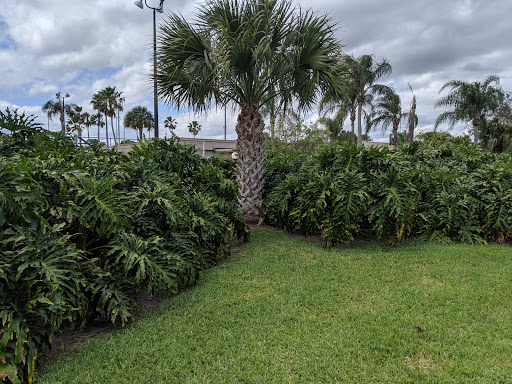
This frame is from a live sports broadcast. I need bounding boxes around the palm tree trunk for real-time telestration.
[350,107,356,135]
[392,122,399,146]
[408,95,416,144]
[236,104,265,222]
[111,116,116,145]
[105,115,109,146]
[357,102,363,145]
[473,116,480,144]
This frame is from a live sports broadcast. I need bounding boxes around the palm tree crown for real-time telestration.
[347,54,392,145]
[124,106,154,140]
[435,75,502,143]
[91,86,123,146]
[156,0,345,219]
[369,89,408,145]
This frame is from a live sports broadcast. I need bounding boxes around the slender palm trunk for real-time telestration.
[392,121,399,146]
[111,116,116,145]
[105,115,109,146]
[236,104,265,222]
[350,107,356,135]
[357,102,363,145]
[408,96,416,144]
[473,115,480,144]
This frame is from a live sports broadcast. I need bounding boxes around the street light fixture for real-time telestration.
[56,92,70,132]
[134,0,165,138]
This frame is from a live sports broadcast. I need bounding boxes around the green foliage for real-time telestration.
[264,140,512,246]
[480,117,512,153]
[0,115,248,383]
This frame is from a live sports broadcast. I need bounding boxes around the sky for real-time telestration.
[1,0,511,142]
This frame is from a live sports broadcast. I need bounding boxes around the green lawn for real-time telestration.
[39,228,512,383]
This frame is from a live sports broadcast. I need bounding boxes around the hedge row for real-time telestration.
[264,142,512,246]
[0,119,248,383]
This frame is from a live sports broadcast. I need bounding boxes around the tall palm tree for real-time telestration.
[368,89,408,146]
[164,116,177,136]
[82,112,92,141]
[406,84,417,144]
[435,75,502,143]
[67,105,84,143]
[91,86,123,146]
[124,106,154,140]
[156,0,345,219]
[347,55,392,145]
[90,111,105,142]
[91,91,109,145]
[187,121,201,138]
[116,94,125,143]
[41,100,59,130]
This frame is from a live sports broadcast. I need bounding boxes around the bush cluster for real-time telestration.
[0,113,248,383]
[264,141,512,246]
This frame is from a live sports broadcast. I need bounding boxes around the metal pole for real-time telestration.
[224,105,227,140]
[62,96,65,132]
[153,8,159,138]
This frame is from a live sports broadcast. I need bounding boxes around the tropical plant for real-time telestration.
[435,75,502,143]
[368,88,408,145]
[124,106,154,140]
[480,117,512,153]
[0,110,249,383]
[41,100,59,130]
[156,0,345,220]
[319,109,346,141]
[82,112,92,141]
[91,111,105,142]
[67,105,84,141]
[91,86,123,146]
[187,120,201,138]
[345,54,392,145]
[406,83,417,143]
[164,116,177,136]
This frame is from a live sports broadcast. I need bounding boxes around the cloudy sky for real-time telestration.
[1,0,511,142]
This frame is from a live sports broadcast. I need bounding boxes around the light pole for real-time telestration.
[56,92,70,132]
[134,0,164,139]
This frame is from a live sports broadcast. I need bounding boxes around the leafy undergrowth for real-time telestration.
[38,228,512,383]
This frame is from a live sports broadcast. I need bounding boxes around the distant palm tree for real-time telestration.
[67,105,84,143]
[124,106,154,140]
[156,0,345,218]
[319,109,346,141]
[41,100,59,130]
[164,116,177,136]
[91,86,123,146]
[435,75,502,143]
[116,94,125,143]
[187,121,201,138]
[82,112,92,141]
[90,111,105,142]
[368,89,408,145]
[347,54,392,145]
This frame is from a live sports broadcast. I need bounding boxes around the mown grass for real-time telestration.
[39,228,512,383]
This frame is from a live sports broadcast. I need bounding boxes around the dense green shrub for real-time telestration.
[0,111,248,383]
[264,141,512,246]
